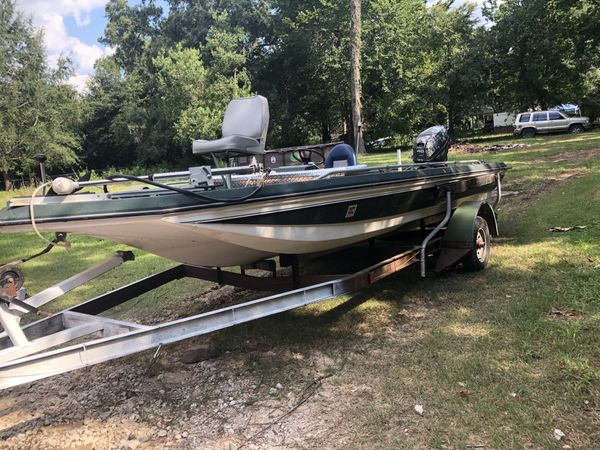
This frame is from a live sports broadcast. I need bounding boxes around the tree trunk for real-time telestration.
[448,95,455,138]
[350,0,365,155]
[2,171,13,191]
[321,120,331,143]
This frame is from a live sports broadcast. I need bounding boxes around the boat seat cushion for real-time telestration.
[192,135,264,155]
[192,95,269,156]
[325,143,357,168]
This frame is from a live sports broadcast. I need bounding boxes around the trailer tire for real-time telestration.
[462,216,491,271]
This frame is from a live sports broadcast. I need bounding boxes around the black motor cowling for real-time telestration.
[412,126,451,163]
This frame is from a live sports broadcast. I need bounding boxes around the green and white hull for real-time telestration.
[0,162,507,267]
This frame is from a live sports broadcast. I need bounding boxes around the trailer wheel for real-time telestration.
[462,216,491,271]
[0,265,25,291]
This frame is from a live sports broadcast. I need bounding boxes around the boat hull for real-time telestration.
[0,166,503,267]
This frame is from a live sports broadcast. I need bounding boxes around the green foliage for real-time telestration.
[79,0,600,169]
[258,0,352,146]
[83,56,137,169]
[0,0,81,188]
[361,0,427,137]
[101,0,163,71]
[85,5,253,168]
[483,0,600,112]
[418,2,489,134]
[154,33,251,148]
[2,0,598,181]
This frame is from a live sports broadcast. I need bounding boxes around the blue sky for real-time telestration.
[15,0,116,91]
[63,7,107,48]
[15,0,486,92]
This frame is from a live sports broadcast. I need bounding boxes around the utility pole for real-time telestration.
[350,0,365,155]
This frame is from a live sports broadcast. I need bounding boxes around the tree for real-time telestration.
[101,0,163,72]
[350,0,364,153]
[361,0,428,139]
[569,0,600,119]
[159,0,274,63]
[484,0,587,110]
[256,0,352,147]
[86,7,253,168]
[82,56,139,169]
[417,2,487,135]
[0,0,81,189]
[83,0,598,168]
[153,33,252,157]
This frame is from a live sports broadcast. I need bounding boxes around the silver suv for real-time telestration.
[513,110,591,138]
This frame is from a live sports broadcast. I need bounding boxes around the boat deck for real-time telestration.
[6,159,488,207]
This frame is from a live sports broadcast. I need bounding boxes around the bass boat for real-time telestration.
[0,96,509,268]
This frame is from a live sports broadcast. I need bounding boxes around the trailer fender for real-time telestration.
[434,201,498,272]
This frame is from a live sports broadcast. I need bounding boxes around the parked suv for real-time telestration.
[513,110,591,138]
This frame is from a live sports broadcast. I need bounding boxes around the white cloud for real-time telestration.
[17,0,107,26]
[68,73,92,94]
[16,1,111,92]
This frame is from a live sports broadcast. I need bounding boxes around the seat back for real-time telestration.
[223,95,269,147]
[325,143,357,168]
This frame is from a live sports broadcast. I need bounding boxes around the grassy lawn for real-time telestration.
[1,131,599,447]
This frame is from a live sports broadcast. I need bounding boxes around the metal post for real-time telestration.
[0,304,28,346]
[35,154,47,195]
[493,173,502,209]
[420,190,452,277]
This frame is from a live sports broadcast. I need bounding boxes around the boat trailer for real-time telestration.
[0,196,499,391]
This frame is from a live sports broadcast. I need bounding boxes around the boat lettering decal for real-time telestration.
[345,204,358,218]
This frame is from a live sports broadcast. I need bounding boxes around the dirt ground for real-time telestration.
[0,281,438,449]
[451,143,530,153]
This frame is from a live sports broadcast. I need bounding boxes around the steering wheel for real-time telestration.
[291,149,325,166]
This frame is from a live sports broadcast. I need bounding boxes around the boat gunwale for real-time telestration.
[0,162,508,226]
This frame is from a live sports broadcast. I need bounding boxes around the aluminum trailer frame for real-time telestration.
[0,244,425,390]
[0,191,498,391]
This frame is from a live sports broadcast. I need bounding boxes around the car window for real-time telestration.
[519,114,531,123]
[549,111,564,120]
[533,112,548,121]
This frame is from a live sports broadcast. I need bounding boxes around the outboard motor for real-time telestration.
[412,126,451,163]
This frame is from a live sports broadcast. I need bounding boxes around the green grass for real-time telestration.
[347,132,600,447]
[1,131,600,447]
[222,131,600,448]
